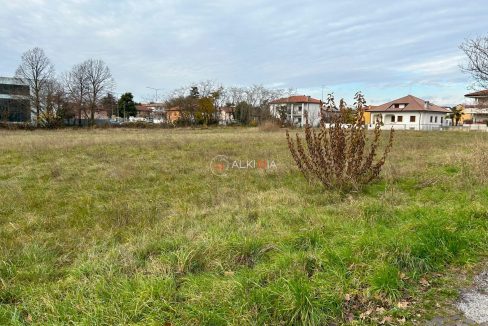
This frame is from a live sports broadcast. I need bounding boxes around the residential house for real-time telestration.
[166,106,182,123]
[269,95,322,127]
[365,95,451,130]
[219,106,235,125]
[464,90,488,125]
[0,77,30,122]
[136,105,153,119]
[135,103,166,123]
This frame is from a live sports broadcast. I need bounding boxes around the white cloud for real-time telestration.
[399,55,465,76]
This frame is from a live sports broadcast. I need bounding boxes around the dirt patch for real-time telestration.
[456,270,488,324]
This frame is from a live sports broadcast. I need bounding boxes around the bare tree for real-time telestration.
[64,62,89,126]
[15,47,55,125]
[460,35,488,89]
[225,86,246,105]
[245,84,284,108]
[84,59,114,125]
[43,78,66,125]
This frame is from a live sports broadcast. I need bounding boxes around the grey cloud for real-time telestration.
[1,0,487,104]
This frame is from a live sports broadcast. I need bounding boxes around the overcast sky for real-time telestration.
[1,0,487,105]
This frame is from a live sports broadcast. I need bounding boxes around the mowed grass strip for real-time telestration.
[0,128,487,325]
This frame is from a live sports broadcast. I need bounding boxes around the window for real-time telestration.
[435,116,438,123]
[441,117,443,124]
[430,116,433,123]
[410,116,416,122]
[390,115,395,122]
[397,116,403,122]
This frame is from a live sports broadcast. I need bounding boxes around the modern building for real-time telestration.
[365,95,451,130]
[269,95,322,127]
[0,77,30,122]
[464,90,488,124]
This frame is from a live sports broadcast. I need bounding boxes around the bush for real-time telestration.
[286,92,394,191]
[259,120,281,132]
[114,121,175,129]
[0,122,36,130]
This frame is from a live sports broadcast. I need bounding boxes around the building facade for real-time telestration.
[366,95,451,130]
[0,77,30,122]
[269,95,322,127]
[464,90,488,124]
[219,106,235,125]
[134,103,166,123]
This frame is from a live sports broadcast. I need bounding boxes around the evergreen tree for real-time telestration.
[117,92,137,118]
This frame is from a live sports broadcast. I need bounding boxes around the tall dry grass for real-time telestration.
[0,128,487,325]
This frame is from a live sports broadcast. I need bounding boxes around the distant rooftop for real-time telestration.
[270,95,322,104]
[366,95,450,113]
[465,89,488,98]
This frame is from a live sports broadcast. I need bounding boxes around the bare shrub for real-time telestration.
[286,92,394,190]
[259,120,281,132]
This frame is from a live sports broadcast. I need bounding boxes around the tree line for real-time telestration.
[13,47,120,127]
[163,81,295,126]
[11,48,294,127]
[10,35,488,128]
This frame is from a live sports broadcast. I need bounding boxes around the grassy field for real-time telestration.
[0,127,487,325]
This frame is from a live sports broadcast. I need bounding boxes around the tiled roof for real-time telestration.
[366,95,450,113]
[465,89,488,97]
[270,95,322,104]
[136,105,153,112]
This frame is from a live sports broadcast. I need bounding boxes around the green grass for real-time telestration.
[0,128,487,325]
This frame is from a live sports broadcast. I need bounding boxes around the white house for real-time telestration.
[219,106,235,125]
[366,95,451,130]
[269,95,322,127]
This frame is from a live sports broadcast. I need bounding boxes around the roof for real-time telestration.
[270,95,322,104]
[366,95,451,113]
[465,90,488,98]
[136,105,153,112]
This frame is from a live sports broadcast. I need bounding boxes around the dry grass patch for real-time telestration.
[0,128,487,325]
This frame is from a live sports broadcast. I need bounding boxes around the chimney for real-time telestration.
[424,101,430,110]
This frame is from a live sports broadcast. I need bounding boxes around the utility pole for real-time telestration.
[146,87,163,103]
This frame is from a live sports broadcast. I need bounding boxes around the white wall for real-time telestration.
[371,112,449,130]
[270,102,321,127]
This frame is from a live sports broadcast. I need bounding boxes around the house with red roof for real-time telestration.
[269,95,322,127]
[365,95,451,130]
